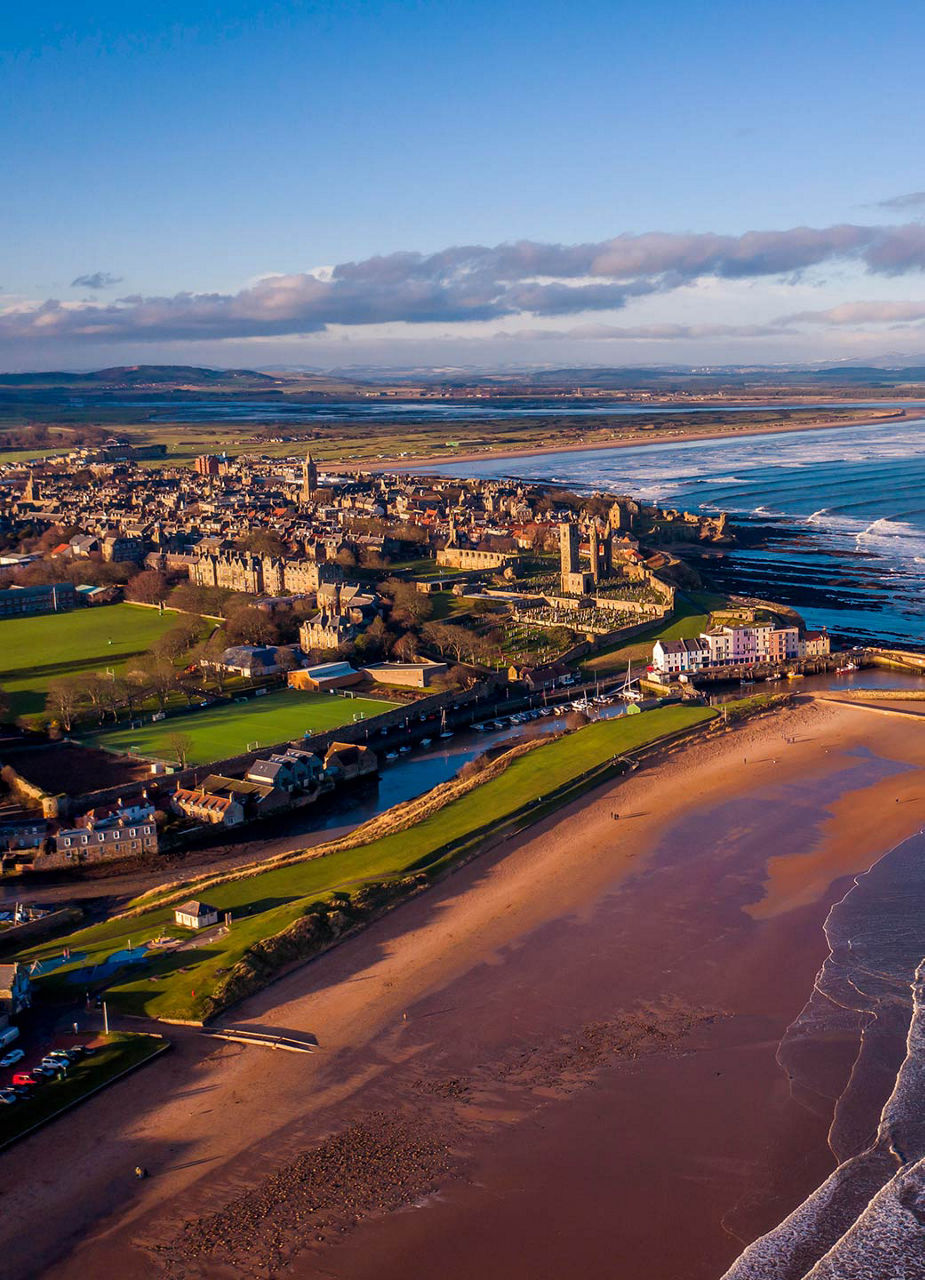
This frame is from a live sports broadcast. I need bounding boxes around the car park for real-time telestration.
[0,1049,24,1068]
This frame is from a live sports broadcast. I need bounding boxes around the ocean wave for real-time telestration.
[720,834,925,1280]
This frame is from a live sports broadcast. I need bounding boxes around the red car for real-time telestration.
[11,1072,42,1087]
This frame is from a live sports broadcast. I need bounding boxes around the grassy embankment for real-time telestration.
[22,705,714,1022]
[0,603,198,722]
[86,688,401,765]
[0,1033,166,1146]
[582,591,727,677]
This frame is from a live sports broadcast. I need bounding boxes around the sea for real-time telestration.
[417,416,925,648]
[721,824,925,1280]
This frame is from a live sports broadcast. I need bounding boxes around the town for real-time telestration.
[0,439,853,877]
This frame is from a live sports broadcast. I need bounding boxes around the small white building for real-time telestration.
[174,900,219,930]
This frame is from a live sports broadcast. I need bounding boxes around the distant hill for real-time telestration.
[0,365,282,389]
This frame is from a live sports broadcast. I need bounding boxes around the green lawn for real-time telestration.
[427,591,477,620]
[22,704,714,1021]
[86,687,401,764]
[0,603,194,721]
[0,1032,166,1146]
[583,593,715,676]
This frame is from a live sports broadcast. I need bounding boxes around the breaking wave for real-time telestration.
[720,830,925,1279]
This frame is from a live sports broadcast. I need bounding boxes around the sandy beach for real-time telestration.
[358,407,904,472]
[5,694,925,1279]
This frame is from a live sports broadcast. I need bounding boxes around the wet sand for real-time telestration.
[7,696,925,1280]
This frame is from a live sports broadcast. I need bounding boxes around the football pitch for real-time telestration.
[0,603,193,721]
[86,688,401,765]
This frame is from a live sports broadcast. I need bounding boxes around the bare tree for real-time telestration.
[45,677,86,732]
[165,731,194,769]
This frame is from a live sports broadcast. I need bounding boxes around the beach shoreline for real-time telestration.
[6,695,925,1280]
[358,407,905,472]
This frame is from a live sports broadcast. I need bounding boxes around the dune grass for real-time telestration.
[22,704,714,1021]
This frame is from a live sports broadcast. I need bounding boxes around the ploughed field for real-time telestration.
[21,705,713,1022]
[0,603,191,720]
[85,687,401,765]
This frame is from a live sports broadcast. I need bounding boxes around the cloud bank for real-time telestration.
[70,271,123,290]
[5,222,925,349]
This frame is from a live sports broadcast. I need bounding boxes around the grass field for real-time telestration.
[23,704,714,1021]
[0,1033,166,1146]
[86,687,402,764]
[0,603,195,721]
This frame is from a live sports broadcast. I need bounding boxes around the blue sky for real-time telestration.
[3,0,925,369]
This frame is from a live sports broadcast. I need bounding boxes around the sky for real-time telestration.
[4,0,925,371]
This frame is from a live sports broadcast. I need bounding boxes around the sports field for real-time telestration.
[0,603,194,721]
[87,687,401,764]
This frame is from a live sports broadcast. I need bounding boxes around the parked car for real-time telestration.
[29,1066,59,1081]
[12,1072,42,1086]
[47,1048,81,1063]
[39,1058,67,1075]
[0,1048,24,1068]
[0,1088,18,1105]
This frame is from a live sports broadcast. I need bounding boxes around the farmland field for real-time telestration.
[0,603,194,721]
[86,687,401,764]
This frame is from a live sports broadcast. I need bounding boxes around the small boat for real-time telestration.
[385,750,399,760]
[786,671,804,681]
[492,719,507,729]
[420,737,432,747]
[473,723,487,733]
[766,673,782,682]
[439,709,454,739]
[399,744,411,754]
[835,662,858,674]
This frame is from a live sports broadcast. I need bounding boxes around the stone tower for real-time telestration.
[301,452,318,504]
[559,523,579,577]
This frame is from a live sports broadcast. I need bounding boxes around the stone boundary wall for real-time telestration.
[0,905,83,951]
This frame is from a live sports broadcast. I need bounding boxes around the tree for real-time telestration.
[224,605,278,647]
[193,630,231,692]
[384,578,432,626]
[275,645,300,674]
[145,659,180,710]
[125,569,169,605]
[152,619,200,663]
[421,621,480,663]
[239,530,288,558]
[165,731,194,769]
[335,547,357,569]
[45,677,86,732]
[391,630,419,662]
